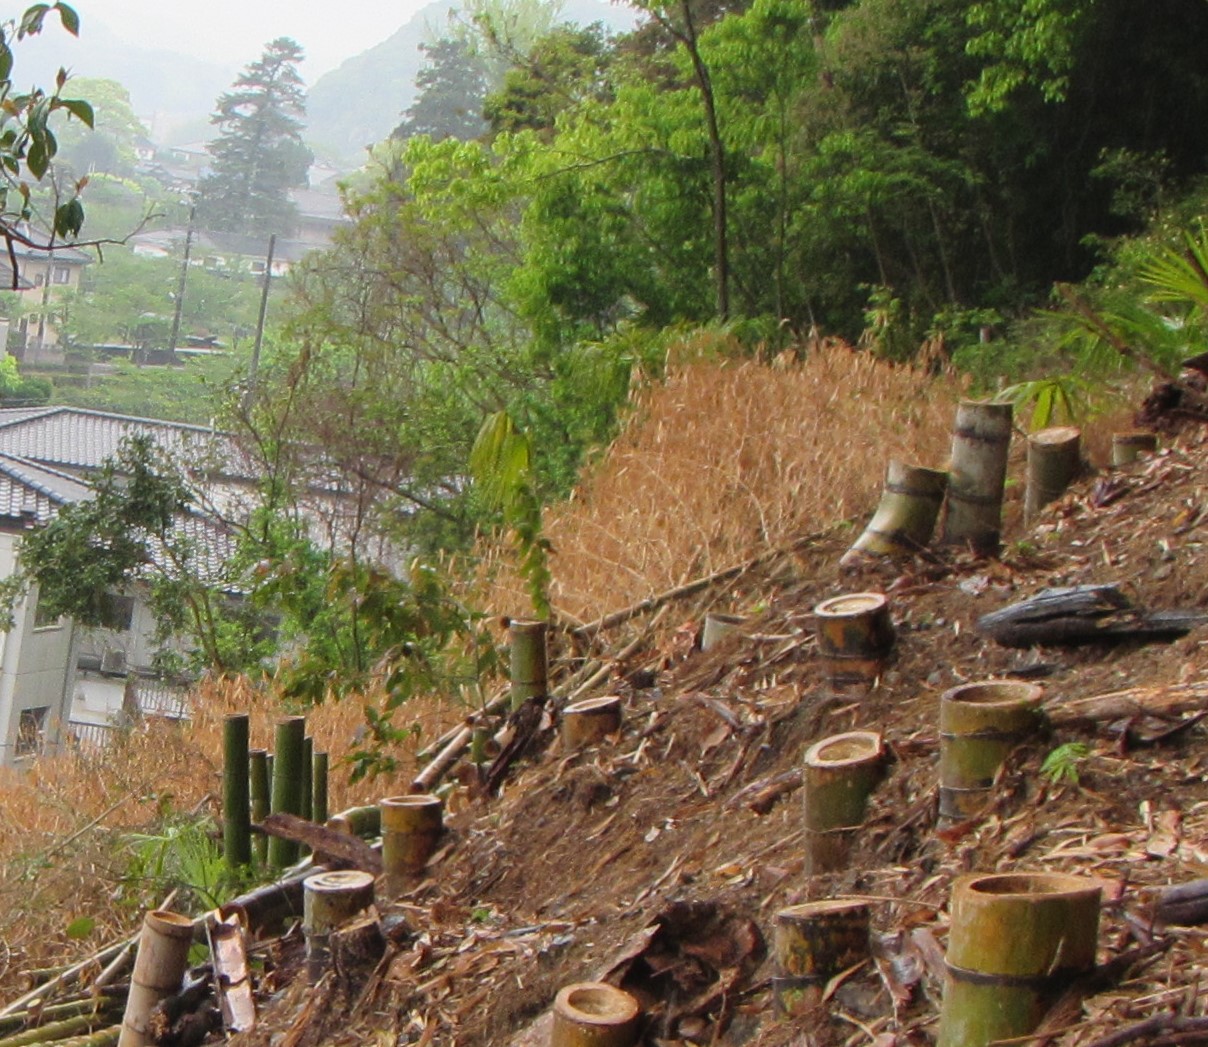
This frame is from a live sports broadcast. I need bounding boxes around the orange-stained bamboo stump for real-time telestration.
[938,873,1101,1047]
[803,730,885,874]
[814,592,894,691]
[772,900,871,1016]
[380,794,443,896]
[562,696,623,748]
[119,910,195,1047]
[939,680,1042,824]
[550,982,640,1047]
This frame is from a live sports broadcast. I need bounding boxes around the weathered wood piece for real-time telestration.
[562,696,622,748]
[1151,878,1208,927]
[206,911,255,1032]
[842,459,948,566]
[1048,682,1208,728]
[303,871,376,984]
[259,813,382,875]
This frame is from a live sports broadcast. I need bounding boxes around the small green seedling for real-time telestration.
[1041,742,1091,784]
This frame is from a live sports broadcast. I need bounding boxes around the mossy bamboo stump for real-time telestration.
[312,751,329,826]
[222,714,251,871]
[803,731,884,874]
[1112,430,1158,466]
[814,593,894,692]
[700,613,746,652]
[1025,426,1081,522]
[939,680,1042,825]
[117,911,194,1047]
[326,805,381,839]
[510,619,548,711]
[942,400,1013,554]
[303,870,376,984]
[562,696,622,749]
[772,900,871,1016]
[267,717,306,869]
[938,873,1101,1047]
[248,749,269,866]
[380,794,443,897]
[550,983,640,1047]
[841,460,948,566]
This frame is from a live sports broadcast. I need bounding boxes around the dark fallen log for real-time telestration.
[1151,878,1208,927]
[259,814,382,876]
[976,585,1208,647]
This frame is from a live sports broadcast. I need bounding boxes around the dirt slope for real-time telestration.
[239,431,1208,1047]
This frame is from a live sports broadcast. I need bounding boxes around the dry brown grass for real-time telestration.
[478,342,968,622]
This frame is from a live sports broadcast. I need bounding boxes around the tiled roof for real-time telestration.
[0,453,93,524]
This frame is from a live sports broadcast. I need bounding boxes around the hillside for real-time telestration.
[0,359,1206,1046]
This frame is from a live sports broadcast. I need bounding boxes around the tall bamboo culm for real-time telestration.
[509,618,548,710]
[222,714,251,870]
[249,749,269,866]
[942,401,1013,554]
[1024,427,1081,522]
[312,751,329,826]
[268,717,306,869]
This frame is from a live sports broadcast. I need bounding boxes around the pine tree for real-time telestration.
[393,38,489,143]
[196,38,313,237]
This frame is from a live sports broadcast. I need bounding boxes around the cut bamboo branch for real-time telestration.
[380,794,443,896]
[223,714,252,871]
[550,983,640,1047]
[118,910,194,1047]
[303,870,376,984]
[938,873,1101,1047]
[268,717,306,869]
[510,619,549,710]
[942,400,1013,554]
[803,731,884,874]
[939,680,1042,824]
[325,806,381,839]
[772,900,870,1016]
[43,1026,120,1047]
[0,934,139,1020]
[814,592,894,692]
[0,1000,120,1039]
[562,696,622,749]
[411,726,474,794]
[1112,430,1158,466]
[248,749,269,867]
[700,613,746,652]
[842,460,948,566]
[1025,426,1081,522]
[0,1014,116,1047]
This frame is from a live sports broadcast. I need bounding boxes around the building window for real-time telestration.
[99,593,135,632]
[52,264,71,284]
[249,260,267,274]
[16,706,48,756]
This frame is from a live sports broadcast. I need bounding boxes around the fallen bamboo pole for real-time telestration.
[0,1015,116,1047]
[0,937,137,1019]
[30,1027,120,1047]
[0,1000,120,1038]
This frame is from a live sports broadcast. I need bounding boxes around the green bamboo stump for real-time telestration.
[380,793,443,897]
[814,593,894,692]
[939,680,1042,825]
[842,460,948,567]
[803,730,884,874]
[509,618,548,710]
[772,900,870,1016]
[938,872,1101,1047]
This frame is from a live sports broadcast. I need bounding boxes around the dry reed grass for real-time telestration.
[478,342,968,622]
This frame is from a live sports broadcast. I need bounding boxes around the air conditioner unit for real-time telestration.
[100,649,127,675]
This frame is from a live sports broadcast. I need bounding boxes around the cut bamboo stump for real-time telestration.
[562,696,622,748]
[803,731,884,875]
[1112,430,1158,465]
[248,749,269,866]
[942,400,1013,554]
[550,982,640,1047]
[222,715,251,871]
[303,870,376,984]
[700,612,746,652]
[267,717,306,869]
[772,900,871,1016]
[1025,426,1081,522]
[117,911,194,1047]
[814,592,894,692]
[380,794,443,896]
[939,680,1042,824]
[510,619,549,711]
[841,460,948,566]
[938,873,1101,1047]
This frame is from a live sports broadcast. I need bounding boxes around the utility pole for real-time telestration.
[246,233,276,406]
[166,206,195,364]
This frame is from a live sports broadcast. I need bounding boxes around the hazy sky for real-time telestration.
[15,1,438,78]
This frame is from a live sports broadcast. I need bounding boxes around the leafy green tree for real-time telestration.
[196,38,313,237]
[393,38,489,143]
[51,77,147,178]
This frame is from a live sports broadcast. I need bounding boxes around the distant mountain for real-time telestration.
[306,0,639,164]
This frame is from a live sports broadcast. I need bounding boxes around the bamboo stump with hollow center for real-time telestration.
[803,731,884,874]
[938,873,1101,1047]
[380,794,443,897]
[550,982,640,1047]
[772,900,871,1016]
[510,619,549,711]
[303,870,376,984]
[939,680,1042,825]
[814,593,894,692]
[842,460,948,566]
[700,612,746,652]
[562,696,622,748]
[942,400,1013,554]
[1112,430,1158,466]
[1025,426,1081,522]
[118,910,194,1047]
